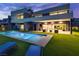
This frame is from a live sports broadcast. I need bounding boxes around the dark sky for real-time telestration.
[70,3,79,18]
[0,3,78,19]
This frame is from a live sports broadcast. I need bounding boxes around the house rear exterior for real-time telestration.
[11,4,75,34]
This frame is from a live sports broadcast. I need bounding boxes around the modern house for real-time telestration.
[11,4,79,34]
[0,16,11,31]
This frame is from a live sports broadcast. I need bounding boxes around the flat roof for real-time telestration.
[34,4,70,14]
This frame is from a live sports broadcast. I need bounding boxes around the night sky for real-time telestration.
[0,3,79,19]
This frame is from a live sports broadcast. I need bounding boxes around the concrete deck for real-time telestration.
[24,35,53,47]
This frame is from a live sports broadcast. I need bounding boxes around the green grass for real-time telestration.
[0,35,30,56]
[33,31,79,56]
[43,34,79,56]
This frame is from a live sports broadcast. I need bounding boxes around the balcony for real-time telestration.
[11,13,73,23]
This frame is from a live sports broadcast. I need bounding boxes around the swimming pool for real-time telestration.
[0,31,52,47]
[0,31,44,42]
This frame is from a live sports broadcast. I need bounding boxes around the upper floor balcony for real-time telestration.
[11,13,73,23]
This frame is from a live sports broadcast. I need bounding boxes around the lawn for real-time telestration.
[0,31,79,56]
[33,31,79,56]
[0,35,30,56]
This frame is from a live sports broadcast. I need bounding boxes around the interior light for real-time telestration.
[59,21,63,24]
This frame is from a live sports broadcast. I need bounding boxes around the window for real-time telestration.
[43,25,47,29]
[20,24,24,30]
[57,10,67,14]
[50,11,58,15]
[17,13,24,19]
[50,9,68,15]
[54,24,67,30]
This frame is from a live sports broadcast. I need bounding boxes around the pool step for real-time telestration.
[25,45,42,56]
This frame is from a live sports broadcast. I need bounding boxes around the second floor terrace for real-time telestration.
[11,13,73,23]
[11,4,73,23]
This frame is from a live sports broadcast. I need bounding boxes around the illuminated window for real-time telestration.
[20,24,24,30]
[50,10,68,15]
[17,13,24,19]
[54,24,67,30]
[43,25,47,29]
[57,10,67,14]
[50,11,58,15]
[1,25,5,31]
[59,21,63,24]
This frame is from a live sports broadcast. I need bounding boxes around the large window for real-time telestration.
[17,13,24,19]
[50,9,68,15]
[54,24,67,31]
[57,10,68,14]
[50,11,58,15]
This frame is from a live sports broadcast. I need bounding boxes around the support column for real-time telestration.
[70,19,72,34]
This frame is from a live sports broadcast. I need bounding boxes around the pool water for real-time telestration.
[0,31,44,42]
